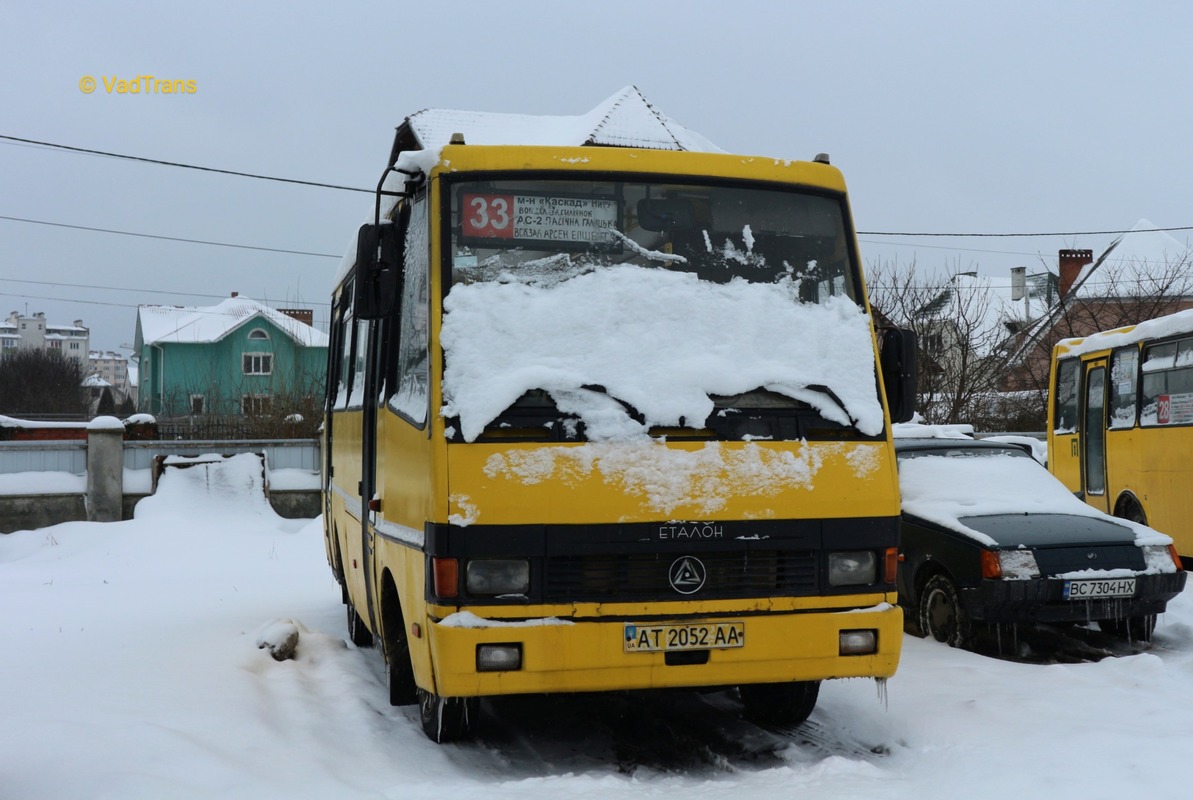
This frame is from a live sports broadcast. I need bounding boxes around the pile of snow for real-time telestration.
[442,266,882,441]
[2,456,1192,798]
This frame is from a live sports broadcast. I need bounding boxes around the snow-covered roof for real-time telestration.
[1072,219,1192,299]
[137,297,328,348]
[83,374,112,388]
[1058,306,1193,359]
[396,86,722,154]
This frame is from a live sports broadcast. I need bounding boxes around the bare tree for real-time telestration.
[868,258,1017,428]
[871,250,1193,433]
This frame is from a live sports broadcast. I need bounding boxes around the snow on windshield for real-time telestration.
[897,447,1170,546]
[440,264,883,442]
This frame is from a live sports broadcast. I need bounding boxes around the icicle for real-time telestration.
[875,677,888,710]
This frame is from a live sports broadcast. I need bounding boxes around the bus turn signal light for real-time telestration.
[432,558,459,598]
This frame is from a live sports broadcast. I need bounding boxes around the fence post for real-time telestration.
[87,416,125,522]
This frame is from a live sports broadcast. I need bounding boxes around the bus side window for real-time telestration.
[1054,359,1078,433]
[332,282,354,411]
[1141,341,1177,425]
[1109,347,1139,429]
[390,197,430,426]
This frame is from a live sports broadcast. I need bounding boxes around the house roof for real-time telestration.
[1071,219,1191,299]
[393,85,723,155]
[137,297,328,348]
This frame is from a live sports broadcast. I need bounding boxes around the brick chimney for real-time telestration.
[1058,248,1093,298]
[278,308,314,327]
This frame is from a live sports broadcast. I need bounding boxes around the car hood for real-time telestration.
[954,513,1137,549]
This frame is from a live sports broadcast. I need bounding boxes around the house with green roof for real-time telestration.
[134,295,328,419]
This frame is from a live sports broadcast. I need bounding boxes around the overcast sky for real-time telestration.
[3,1,1192,352]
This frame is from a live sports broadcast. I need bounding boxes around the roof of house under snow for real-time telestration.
[136,297,328,348]
[391,85,723,156]
[1071,219,1192,299]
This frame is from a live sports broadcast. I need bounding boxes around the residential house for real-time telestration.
[909,272,1025,424]
[1003,220,1193,399]
[134,295,328,418]
[88,350,137,407]
[2,311,90,365]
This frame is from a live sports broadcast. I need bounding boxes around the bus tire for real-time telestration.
[918,573,973,649]
[739,680,820,726]
[346,603,373,647]
[1115,496,1148,526]
[418,689,475,743]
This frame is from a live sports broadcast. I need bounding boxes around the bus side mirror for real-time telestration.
[880,328,918,424]
[355,222,402,320]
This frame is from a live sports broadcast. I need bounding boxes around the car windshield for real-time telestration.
[896,445,1032,462]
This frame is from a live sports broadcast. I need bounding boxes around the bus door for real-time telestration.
[360,316,381,631]
[1081,360,1110,511]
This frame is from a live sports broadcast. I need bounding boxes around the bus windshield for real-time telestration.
[449,177,858,302]
[441,177,882,443]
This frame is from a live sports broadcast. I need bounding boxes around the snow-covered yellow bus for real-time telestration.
[1049,308,1193,565]
[323,92,916,742]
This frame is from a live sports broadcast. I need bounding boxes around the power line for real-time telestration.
[8,133,1193,241]
[0,277,330,307]
[0,134,372,194]
[858,225,1193,237]
[0,214,342,259]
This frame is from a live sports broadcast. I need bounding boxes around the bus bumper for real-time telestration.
[423,603,903,697]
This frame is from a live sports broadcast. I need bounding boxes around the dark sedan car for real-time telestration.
[894,433,1186,648]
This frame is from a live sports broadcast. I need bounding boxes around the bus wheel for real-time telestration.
[1097,614,1156,644]
[384,630,417,706]
[346,603,373,647]
[739,680,820,726]
[1123,502,1147,526]
[918,574,973,649]
[418,689,476,743]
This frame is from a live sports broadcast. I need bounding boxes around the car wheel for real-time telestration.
[346,602,374,647]
[918,574,973,648]
[1097,614,1156,644]
[739,680,820,726]
[418,689,476,743]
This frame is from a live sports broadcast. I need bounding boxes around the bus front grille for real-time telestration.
[543,549,818,602]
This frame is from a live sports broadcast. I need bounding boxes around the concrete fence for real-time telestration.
[0,425,321,533]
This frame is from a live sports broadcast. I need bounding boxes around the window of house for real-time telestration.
[242,353,273,375]
[241,394,271,416]
[922,331,944,356]
[248,328,270,341]
[69,342,80,350]
[190,395,205,415]
[48,340,61,349]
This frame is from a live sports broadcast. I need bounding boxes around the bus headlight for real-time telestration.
[465,559,530,595]
[828,551,878,587]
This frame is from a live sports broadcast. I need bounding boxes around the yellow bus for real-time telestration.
[1049,308,1193,564]
[323,105,917,742]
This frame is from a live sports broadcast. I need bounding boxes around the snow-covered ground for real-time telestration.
[2,455,1190,799]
